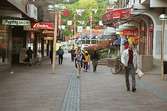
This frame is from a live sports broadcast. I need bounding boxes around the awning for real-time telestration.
[102,8,131,26]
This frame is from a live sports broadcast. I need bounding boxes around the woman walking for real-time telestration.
[75,47,83,78]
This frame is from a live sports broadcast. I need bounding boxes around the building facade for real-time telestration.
[103,0,167,71]
[0,0,39,71]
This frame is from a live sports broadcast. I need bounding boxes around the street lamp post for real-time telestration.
[48,4,65,73]
[90,8,97,44]
[52,11,58,73]
[159,14,167,80]
[90,12,93,44]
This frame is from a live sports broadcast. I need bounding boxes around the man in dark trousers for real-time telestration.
[57,46,64,65]
[91,48,99,72]
[26,47,33,66]
[121,44,138,92]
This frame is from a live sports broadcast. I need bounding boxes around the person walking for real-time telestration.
[74,47,83,78]
[70,44,76,62]
[57,46,64,65]
[26,47,33,66]
[91,48,99,72]
[83,51,90,72]
[121,44,138,92]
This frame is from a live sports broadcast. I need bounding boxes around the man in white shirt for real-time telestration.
[121,44,138,92]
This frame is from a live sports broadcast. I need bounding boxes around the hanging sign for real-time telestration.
[2,19,30,26]
[33,22,54,30]
[122,29,138,36]
[67,20,72,25]
[102,8,131,24]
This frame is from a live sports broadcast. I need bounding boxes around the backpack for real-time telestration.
[58,49,64,55]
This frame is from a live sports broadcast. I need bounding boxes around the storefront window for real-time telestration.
[0,26,9,65]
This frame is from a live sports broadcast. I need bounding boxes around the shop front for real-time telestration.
[0,18,31,70]
[102,8,154,71]
[0,0,39,71]
[3,19,31,65]
[33,22,54,58]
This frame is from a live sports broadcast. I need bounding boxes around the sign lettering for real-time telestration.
[2,19,30,26]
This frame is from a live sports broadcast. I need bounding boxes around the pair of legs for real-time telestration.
[92,60,98,72]
[83,62,89,71]
[58,55,63,64]
[71,54,75,62]
[75,61,82,78]
[125,64,136,92]
[27,57,32,66]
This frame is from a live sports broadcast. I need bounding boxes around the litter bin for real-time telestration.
[163,61,167,74]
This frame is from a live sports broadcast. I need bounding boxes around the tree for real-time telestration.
[62,0,108,36]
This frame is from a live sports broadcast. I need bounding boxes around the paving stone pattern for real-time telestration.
[0,52,167,111]
[61,74,80,111]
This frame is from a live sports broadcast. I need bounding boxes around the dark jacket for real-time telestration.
[26,49,33,59]
[57,49,64,56]
[91,50,99,61]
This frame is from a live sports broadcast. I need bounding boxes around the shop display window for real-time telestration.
[0,26,9,65]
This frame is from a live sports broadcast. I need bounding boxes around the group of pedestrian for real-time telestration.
[70,45,100,78]
[27,42,138,93]
[48,42,138,93]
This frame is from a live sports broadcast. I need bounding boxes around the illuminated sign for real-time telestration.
[33,22,54,30]
[122,29,138,36]
[102,8,131,24]
[2,19,30,26]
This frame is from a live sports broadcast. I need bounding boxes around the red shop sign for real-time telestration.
[102,8,131,22]
[122,29,138,36]
[33,22,54,30]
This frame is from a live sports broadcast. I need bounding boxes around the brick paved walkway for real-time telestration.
[0,52,167,111]
[80,65,167,111]
[0,54,73,111]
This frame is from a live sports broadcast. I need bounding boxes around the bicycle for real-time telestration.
[110,58,124,74]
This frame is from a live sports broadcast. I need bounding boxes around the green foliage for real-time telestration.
[62,0,108,36]
[63,28,73,36]
[78,0,97,9]
[64,0,108,24]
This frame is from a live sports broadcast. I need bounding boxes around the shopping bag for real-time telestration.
[136,68,144,79]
